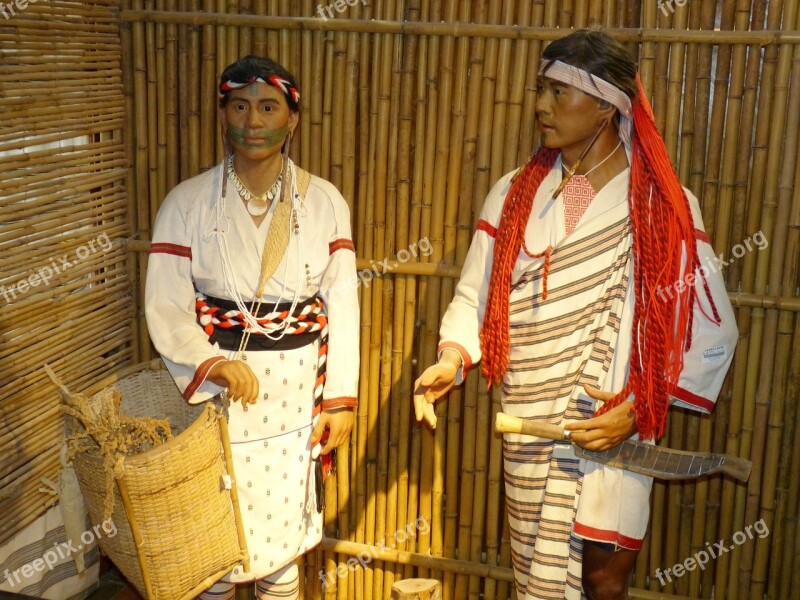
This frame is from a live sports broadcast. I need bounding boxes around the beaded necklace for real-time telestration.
[226,154,283,216]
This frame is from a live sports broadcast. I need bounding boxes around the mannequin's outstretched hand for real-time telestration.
[413,351,460,429]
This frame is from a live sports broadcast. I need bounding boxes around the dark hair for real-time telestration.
[218,55,301,111]
[541,30,638,99]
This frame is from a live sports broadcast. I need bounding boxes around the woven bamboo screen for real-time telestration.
[0,0,133,545]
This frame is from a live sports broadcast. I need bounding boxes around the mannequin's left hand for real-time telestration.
[564,386,637,452]
[311,408,355,456]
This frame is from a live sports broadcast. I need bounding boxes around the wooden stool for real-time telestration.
[390,578,442,600]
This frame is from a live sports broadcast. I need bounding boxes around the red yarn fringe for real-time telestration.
[479,148,559,388]
[594,75,701,440]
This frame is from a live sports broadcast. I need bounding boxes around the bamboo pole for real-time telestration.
[238,0,251,56]
[226,0,239,70]
[423,0,459,589]
[298,0,313,172]
[724,0,797,596]
[387,0,423,594]
[488,0,513,181]
[252,0,266,55]
[725,0,767,290]
[679,13,719,566]
[661,0,688,162]
[742,2,800,597]
[481,1,518,594]
[338,4,364,591]
[672,10,712,584]
[201,0,217,172]
[774,33,800,597]
[320,537,514,582]
[712,0,752,255]
[145,0,159,223]
[266,0,279,59]
[516,0,545,167]
[118,10,800,44]
[778,319,800,599]
[439,0,471,597]
[349,2,375,597]
[377,2,406,598]
[358,3,390,596]
[166,0,180,192]
[651,3,671,135]
[704,0,738,236]
[410,0,439,584]
[365,4,399,595]
[178,0,190,180]
[154,0,168,207]
[449,0,489,589]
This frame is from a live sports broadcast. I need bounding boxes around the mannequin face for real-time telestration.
[220,82,299,162]
[535,75,614,156]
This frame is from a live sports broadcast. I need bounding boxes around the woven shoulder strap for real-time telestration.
[295,165,312,199]
[256,165,313,296]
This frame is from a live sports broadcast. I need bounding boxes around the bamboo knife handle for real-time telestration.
[495,412,569,441]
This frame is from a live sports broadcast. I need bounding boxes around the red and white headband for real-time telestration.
[219,75,301,109]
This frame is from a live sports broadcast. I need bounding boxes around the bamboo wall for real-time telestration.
[2,1,799,599]
[118,3,800,600]
[0,0,134,549]
[122,2,800,600]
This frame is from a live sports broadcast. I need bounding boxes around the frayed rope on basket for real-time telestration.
[44,364,174,521]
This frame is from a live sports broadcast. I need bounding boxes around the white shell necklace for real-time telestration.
[226,154,283,216]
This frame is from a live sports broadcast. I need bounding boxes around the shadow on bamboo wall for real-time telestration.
[121,1,800,599]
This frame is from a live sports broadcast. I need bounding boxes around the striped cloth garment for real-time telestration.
[0,506,99,600]
[503,214,632,599]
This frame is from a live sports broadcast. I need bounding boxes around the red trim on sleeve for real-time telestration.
[322,397,358,410]
[437,342,473,376]
[694,229,711,245]
[671,385,715,413]
[329,239,355,255]
[475,219,497,238]
[183,356,226,401]
[573,522,644,551]
[151,243,192,259]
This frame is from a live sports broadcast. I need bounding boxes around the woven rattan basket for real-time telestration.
[69,361,249,600]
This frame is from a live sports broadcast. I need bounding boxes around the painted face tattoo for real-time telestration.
[227,124,289,149]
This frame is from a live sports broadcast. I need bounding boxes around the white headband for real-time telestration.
[539,59,633,151]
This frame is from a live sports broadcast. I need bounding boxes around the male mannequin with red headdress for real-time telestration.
[413,30,737,600]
